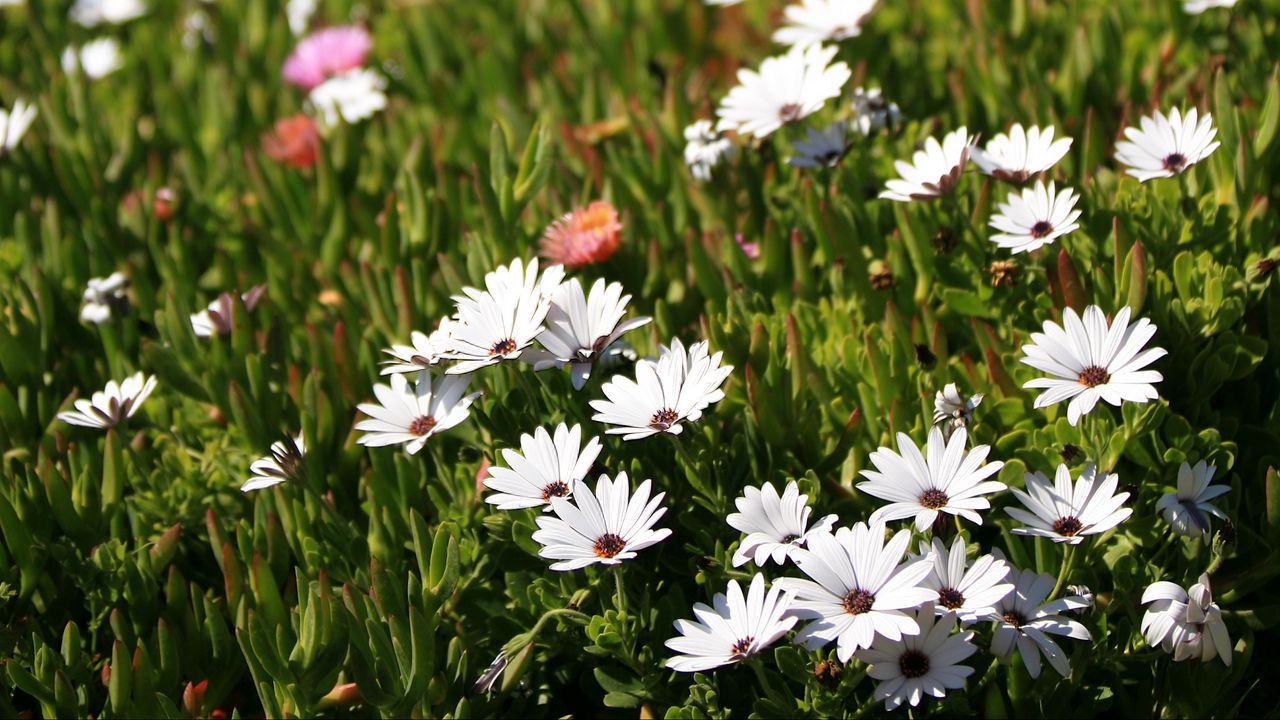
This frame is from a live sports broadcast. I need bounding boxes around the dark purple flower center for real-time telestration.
[649,408,679,430]
[1053,516,1084,536]
[842,588,876,616]
[778,103,803,123]
[1030,220,1054,238]
[1162,153,1187,172]
[1077,365,1110,387]
[489,338,518,356]
[919,488,950,509]
[898,650,930,679]
[592,533,626,558]
[408,415,437,436]
[730,637,754,657]
[938,587,966,610]
[1002,610,1026,627]
[541,481,570,501]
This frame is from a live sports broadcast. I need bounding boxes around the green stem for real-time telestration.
[613,566,628,616]
[1051,543,1077,599]
[747,657,782,703]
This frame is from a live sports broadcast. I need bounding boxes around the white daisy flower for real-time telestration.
[683,119,735,182]
[531,472,671,571]
[971,124,1071,184]
[856,604,977,711]
[726,481,838,567]
[858,427,1006,533]
[589,338,733,441]
[57,373,157,430]
[483,423,603,511]
[62,39,125,80]
[1,99,37,155]
[354,372,481,455]
[1155,460,1230,539]
[190,287,266,338]
[787,121,849,168]
[776,520,936,661]
[987,566,1092,679]
[715,43,851,140]
[241,435,306,492]
[381,318,456,376]
[1020,305,1166,425]
[665,573,798,672]
[879,127,975,202]
[1183,0,1236,14]
[1114,107,1220,182]
[772,0,878,48]
[932,383,982,439]
[80,272,129,324]
[849,87,900,136]
[1141,573,1232,666]
[444,258,561,375]
[308,68,388,129]
[70,0,146,26]
[988,181,1081,255]
[1006,463,1132,544]
[916,537,1014,623]
[287,0,316,34]
[526,278,651,390]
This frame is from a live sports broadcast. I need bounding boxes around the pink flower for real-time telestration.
[735,233,760,260]
[282,25,372,90]
[262,114,320,168]
[539,201,623,269]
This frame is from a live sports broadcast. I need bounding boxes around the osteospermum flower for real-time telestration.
[683,120,735,182]
[62,39,124,80]
[850,87,900,136]
[483,423,602,511]
[666,574,798,672]
[241,435,306,492]
[283,25,372,90]
[1141,574,1232,666]
[987,566,1092,678]
[932,383,982,439]
[726,481,838,567]
[1,99,37,155]
[261,115,320,169]
[80,272,129,324]
[527,278,651,390]
[531,472,671,571]
[1184,0,1236,14]
[70,0,145,26]
[879,127,975,202]
[191,287,266,338]
[772,0,878,48]
[1114,107,1219,182]
[539,201,623,269]
[787,121,848,168]
[381,318,456,376]
[308,68,388,129]
[589,338,732,440]
[988,181,1081,254]
[776,520,936,661]
[1006,463,1132,544]
[444,258,559,374]
[971,124,1072,184]
[57,373,157,430]
[354,373,481,455]
[1155,460,1230,539]
[858,427,1006,532]
[916,537,1014,623]
[715,43,851,139]
[856,604,977,711]
[1020,305,1166,425]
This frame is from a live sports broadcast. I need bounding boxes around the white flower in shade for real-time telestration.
[1,99,37,155]
[787,121,849,168]
[1020,305,1166,425]
[483,423,602,511]
[715,43,851,140]
[381,318,456,376]
[57,373,157,430]
[972,124,1071,184]
[987,566,1092,678]
[527,278,651,390]
[1141,574,1232,666]
[772,0,878,48]
[190,287,266,338]
[1006,463,1132,544]
[879,127,975,202]
[80,272,129,324]
[705,0,744,4]
[1183,0,1236,13]
[917,537,1014,623]
[62,39,125,80]
[726,481,838,567]
[287,0,316,34]
[531,472,671,571]
[856,604,976,711]
[850,87,900,136]
[354,372,481,455]
[776,520,936,661]
[1155,460,1230,539]
[988,181,1081,255]
[683,120,735,182]
[308,68,387,129]
[444,258,559,375]
[858,427,1006,532]
[241,435,306,492]
[589,338,733,441]
[932,383,982,438]
[1114,107,1219,182]
[70,0,146,26]
[666,573,798,672]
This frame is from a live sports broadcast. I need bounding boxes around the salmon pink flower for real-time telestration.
[539,201,623,269]
[282,25,372,90]
[262,115,320,168]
